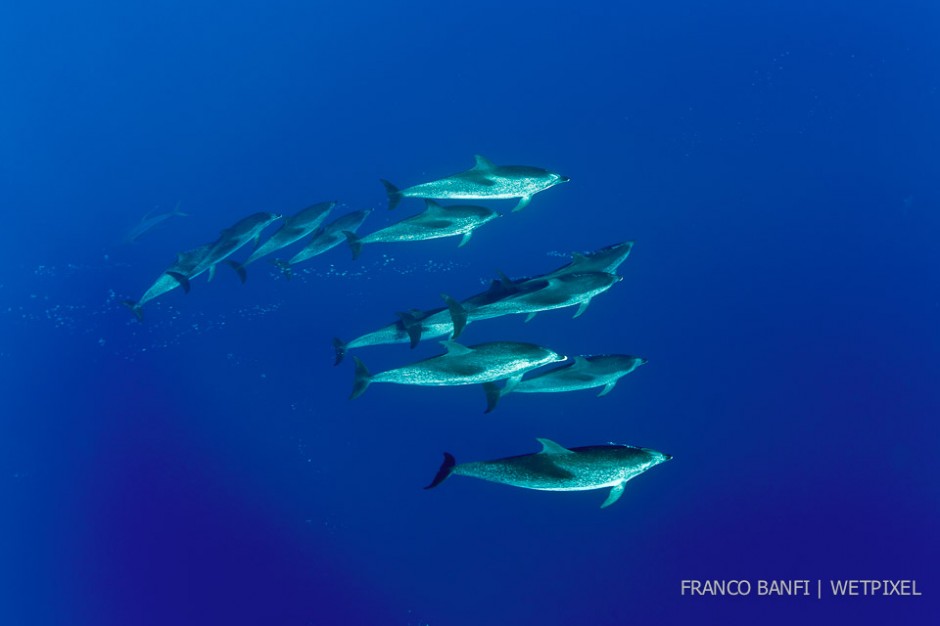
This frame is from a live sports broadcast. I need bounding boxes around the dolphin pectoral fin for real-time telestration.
[380,179,402,210]
[512,195,532,212]
[424,452,457,489]
[536,438,574,456]
[166,271,191,293]
[458,232,472,247]
[601,482,626,509]
[524,312,537,323]
[207,264,216,282]
[597,382,616,397]
[396,311,423,348]
[439,340,472,356]
[503,373,523,395]
[442,293,468,339]
[350,356,372,399]
[226,260,247,284]
[483,382,501,413]
[573,299,591,318]
[252,232,262,249]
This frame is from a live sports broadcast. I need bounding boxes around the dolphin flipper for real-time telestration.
[483,382,501,413]
[573,299,591,318]
[458,232,472,248]
[512,195,533,212]
[600,482,626,508]
[424,452,457,489]
[597,382,616,397]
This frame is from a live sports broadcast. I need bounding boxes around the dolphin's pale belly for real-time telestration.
[290,232,343,264]
[375,355,543,386]
[457,457,625,491]
[404,176,545,200]
[362,219,478,244]
[515,371,618,394]
[138,274,183,307]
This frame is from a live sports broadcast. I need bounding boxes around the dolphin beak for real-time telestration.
[559,175,571,183]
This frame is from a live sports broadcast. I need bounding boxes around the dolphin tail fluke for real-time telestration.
[380,179,402,210]
[483,382,501,413]
[166,271,191,293]
[272,259,292,280]
[396,311,423,348]
[122,300,143,322]
[226,260,247,284]
[424,452,457,489]
[441,293,468,339]
[342,231,363,260]
[332,337,348,365]
[350,356,371,399]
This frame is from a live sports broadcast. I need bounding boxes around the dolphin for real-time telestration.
[169,212,282,289]
[122,243,213,321]
[332,278,526,364]
[425,438,672,508]
[350,340,566,403]
[381,154,569,212]
[230,201,335,279]
[446,272,622,337]
[545,241,635,279]
[277,209,372,274]
[122,203,188,244]
[483,354,647,412]
[343,200,499,259]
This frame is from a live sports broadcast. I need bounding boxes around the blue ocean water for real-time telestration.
[2,1,938,624]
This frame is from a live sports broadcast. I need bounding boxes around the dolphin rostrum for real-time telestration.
[231,201,335,279]
[349,341,566,404]
[425,438,672,508]
[381,154,568,212]
[275,209,373,275]
[483,354,647,412]
[545,241,635,279]
[343,200,498,259]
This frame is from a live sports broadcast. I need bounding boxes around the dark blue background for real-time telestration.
[2,1,938,624]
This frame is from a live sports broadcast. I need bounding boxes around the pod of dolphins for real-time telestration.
[123,155,671,508]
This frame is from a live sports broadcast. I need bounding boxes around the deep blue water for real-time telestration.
[2,1,938,624]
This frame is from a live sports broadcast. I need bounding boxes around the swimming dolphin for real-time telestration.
[343,200,498,259]
[350,341,566,403]
[122,243,213,321]
[276,209,372,274]
[483,354,647,412]
[169,212,282,289]
[381,155,568,212]
[444,272,622,338]
[122,203,188,244]
[230,201,335,278]
[332,278,525,364]
[545,241,635,279]
[425,438,672,508]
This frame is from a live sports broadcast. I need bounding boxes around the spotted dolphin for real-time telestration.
[382,155,568,212]
[122,203,188,244]
[349,341,566,404]
[343,200,498,259]
[425,438,672,508]
[230,201,334,279]
[122,243,212,321]
[483,354,647,412]
[275,209,373,275]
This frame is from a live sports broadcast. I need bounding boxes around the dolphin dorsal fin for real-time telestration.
[571,356,590,369]
[536,438,574,455]
[472,154,495,170]
[423,199,445,212]
[440,340,472,356]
